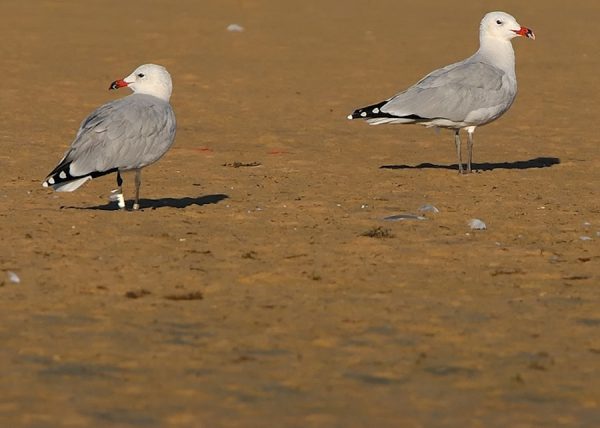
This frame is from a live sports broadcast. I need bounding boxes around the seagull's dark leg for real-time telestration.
[466,128,475,173]
[454,130,464,174]
[133,169,142,210]
[110,171,126,209]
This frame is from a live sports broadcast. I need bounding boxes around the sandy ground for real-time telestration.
[1,0,600,426]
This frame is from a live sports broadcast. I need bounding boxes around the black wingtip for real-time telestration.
[348,100,402,120]
[348,100,430,122]
[43,161,75,188]
[42,162,118,188]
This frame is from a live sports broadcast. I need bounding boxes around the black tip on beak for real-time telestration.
[109,79,128,91]
[514,26,535,40]
[526,28,535,40]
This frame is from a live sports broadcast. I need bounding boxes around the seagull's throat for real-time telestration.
[478,36,516,74]
[132,84,172,102]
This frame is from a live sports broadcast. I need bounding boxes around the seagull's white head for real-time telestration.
[480,11,535,42]
[109,64,173,102]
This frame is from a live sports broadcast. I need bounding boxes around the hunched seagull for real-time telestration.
[348,11,534,174]
[42,64,177,209]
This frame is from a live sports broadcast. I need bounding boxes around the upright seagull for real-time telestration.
[42,64,177,209]
[348,11,534,174]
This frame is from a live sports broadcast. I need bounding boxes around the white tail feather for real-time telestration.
[367,118,416,125]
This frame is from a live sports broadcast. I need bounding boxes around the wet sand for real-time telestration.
[1,0,599,426]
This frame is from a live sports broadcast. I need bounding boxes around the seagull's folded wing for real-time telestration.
[381,61,512,124]
[60,95,176,177]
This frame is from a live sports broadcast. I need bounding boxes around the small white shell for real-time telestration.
[419,204,440,213]
[469,219,487,230]
[7,271,20,284]
[227,24,244,32]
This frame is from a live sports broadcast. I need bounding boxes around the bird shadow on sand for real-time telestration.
[63,194,229,211]
[380,157,560,172]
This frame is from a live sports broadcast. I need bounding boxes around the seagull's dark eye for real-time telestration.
[496,20,503,25]
[137,73,145,78]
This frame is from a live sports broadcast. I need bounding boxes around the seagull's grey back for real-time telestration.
[65,94,176,177]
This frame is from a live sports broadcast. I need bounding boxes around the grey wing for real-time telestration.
[381,61,513,123]
[63,95,176,177]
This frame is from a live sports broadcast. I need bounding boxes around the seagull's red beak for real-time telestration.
[109,79,129,90]
[513,26,535,40]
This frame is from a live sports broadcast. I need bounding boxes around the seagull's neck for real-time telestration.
[477,35,516,76]
[132,85,172,102]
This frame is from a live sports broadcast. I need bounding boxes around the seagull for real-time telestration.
[348,11,535,174]
[42,64,177,209]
